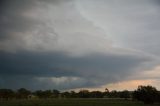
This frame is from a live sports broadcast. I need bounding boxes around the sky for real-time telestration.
[0,0,160,91]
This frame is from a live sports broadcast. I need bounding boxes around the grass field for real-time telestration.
[0,98,159,106]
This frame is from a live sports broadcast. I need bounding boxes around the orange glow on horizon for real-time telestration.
[70,79,160,92]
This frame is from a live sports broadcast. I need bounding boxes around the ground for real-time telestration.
[0,98,159,106]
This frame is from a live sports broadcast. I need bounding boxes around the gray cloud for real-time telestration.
[76,0,160,56]
[0,50,153,90]
[0,0,111,54]
[0,0,159,90]
[0,0,38,40]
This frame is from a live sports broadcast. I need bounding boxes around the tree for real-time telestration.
[61,91,70,98]
[43,90,52,98]
[107,90,119,98]
[78,90,90,98]
[34,90,53,98]
[133,85,158,104]
[119,90,130,99]
[70,91,77,98]
[34,90,43,98]
[103,88,110,97]
[90,91,103,98]
[17,88,31,99]
[52,89,60,98]
[0,89,15,100]
[157,91,160,103]
[105,88,109,93]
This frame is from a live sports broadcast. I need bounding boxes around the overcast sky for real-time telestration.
[0,0,160,91]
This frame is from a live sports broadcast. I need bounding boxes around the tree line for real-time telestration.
[0,85,160,104]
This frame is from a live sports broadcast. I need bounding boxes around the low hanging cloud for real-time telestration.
[0,50,153,90]
[0,0,159,90]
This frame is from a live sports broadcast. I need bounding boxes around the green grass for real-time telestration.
[0,98,159,106]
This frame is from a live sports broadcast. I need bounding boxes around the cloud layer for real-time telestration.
[76,0,160,55]
[0,0,160,90]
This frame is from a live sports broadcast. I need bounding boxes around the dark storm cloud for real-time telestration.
[0,50,152,90]
[0,0,159,90]
[0,0,37,39]
[0,51,78,77]
[0,51,150,77]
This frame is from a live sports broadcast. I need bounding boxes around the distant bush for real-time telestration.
[0,89,15,100]
[133,85,159,104]
[0,85,160,103]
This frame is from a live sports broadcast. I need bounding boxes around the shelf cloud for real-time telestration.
[0,0,160,90]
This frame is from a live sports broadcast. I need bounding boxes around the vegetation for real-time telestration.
[0,85,160,105]
[0,98,159,106]
[133,85,160,104]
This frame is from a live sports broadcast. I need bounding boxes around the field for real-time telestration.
[0,99,160,106]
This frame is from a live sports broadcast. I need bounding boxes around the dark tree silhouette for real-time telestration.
[0,85,159,100]
[109,90,119,98]
[119,90,130,99]
[0,89,15,100]
[78,90,90,98]
[90,91,103,98]
[17,88,31,99]
[70,91,77,98]
[52,89,60,98]
[61,91,70,98]
[34,90,44,98]
[133,85,158,104]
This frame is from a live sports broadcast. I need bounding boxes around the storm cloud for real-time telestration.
[0,0,160,90]
[0,50,152,90]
